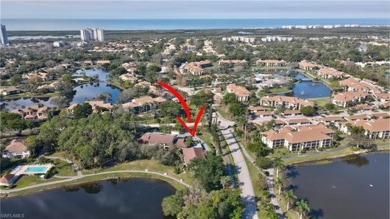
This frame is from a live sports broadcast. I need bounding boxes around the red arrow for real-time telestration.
[157,81,205,137]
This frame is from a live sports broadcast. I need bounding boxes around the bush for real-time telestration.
[255,157,272,169]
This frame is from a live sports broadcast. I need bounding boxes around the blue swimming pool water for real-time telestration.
[25,166,47,173]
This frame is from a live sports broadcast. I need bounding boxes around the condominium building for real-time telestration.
[0,24,9,46]
[94,28,104,42]
[80,28,104,42]
[261,124,334,151]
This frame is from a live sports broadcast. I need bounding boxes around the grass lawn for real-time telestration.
[268,147,290,159]
[312,97,331,107]
[198,127,215,152]
[282,147,354,165]
[215,106,230,119]
[54,161,77,176]
[81,159,192,185]
[13,175,60,188]
[2,92,57,100]
[269,86,291,94]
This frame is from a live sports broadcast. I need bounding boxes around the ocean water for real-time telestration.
[2,18,389,31]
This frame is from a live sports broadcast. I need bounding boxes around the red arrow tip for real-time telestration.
[176,105,205,137]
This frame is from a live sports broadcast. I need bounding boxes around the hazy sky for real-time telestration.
[1,0,390,19]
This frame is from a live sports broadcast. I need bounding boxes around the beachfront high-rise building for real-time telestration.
[80,28,94,41]
[94,28,104,42]
[80,28,104,42]
[0,24,9,46]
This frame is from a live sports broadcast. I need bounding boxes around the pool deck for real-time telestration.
[11,164,54,176]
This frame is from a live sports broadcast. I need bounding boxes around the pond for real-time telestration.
[286,152,390,219]
[290,73,332,99]
[2,69,121,110]
[0,178,176,219]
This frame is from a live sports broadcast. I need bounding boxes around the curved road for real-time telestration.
[0,170,191,194]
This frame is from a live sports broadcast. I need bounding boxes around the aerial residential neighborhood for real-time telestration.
[0,1,389,219]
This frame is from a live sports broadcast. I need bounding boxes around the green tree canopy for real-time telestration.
[222,93,238,105]
[300,106,316,116]
[187,155,226,192]
[73,103,93,118]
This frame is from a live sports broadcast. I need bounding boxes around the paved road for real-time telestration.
[216,112,284,219]
[0,170,191,194]
[221,128,258,219]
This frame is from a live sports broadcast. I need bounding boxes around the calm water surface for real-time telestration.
[276,72,332,99]
[2,69,120,110]
[291,73,332,99]
[286,152,390,219]
[0,178,175,219]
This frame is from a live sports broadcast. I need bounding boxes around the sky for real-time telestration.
[1,0,390,19]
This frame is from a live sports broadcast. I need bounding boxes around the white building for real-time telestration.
[2,139,30,159]
[94,28,104,42]
[80,28,104,42]
[0,24,9,46]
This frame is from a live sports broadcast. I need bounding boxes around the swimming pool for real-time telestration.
[24,166,48,173]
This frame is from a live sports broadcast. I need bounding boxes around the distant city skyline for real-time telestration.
[2,1,390,19]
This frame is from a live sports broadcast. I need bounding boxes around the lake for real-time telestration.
[275,72,332,99]
[2,69,120,110]
[0,178,176,219]
[286,152,390,219]
[291,73,332,99]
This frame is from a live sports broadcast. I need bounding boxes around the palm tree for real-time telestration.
[296,199,310,219]
[220,175,231,190]
[283,189,297,210]
[274,177,284,195]
[272,157,284,178]
[264,203,278,219]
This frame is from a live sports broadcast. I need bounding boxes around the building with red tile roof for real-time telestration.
[226,84,250,102]
[182,147,205,165]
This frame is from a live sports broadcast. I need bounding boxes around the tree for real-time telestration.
[274,177,283,195]
[255,157,272,169]
[283,189,297,210]
[229,103,246,117]
[300,106,316,116]
[190,90,214,107]
[9,75,22,86]
[162,189,186,217]
[72,103,93,118]
[272,157,284,178]
[220,175,231,190]
[112,67,127,76]
[187,155,226,192]
[296,199,310,219]
[324,103,335,111]
[222,93,237,105]
[264,203,278,219]
[0,112,35,131]
[159,100,181,119]
[347,124,373,148]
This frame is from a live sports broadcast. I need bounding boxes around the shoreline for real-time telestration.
[287,147,389,166]
[0,170,190,198]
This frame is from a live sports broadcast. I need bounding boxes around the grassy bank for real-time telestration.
[283,144,389,165]
[1,92,58,100]
[81,160,191,183]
